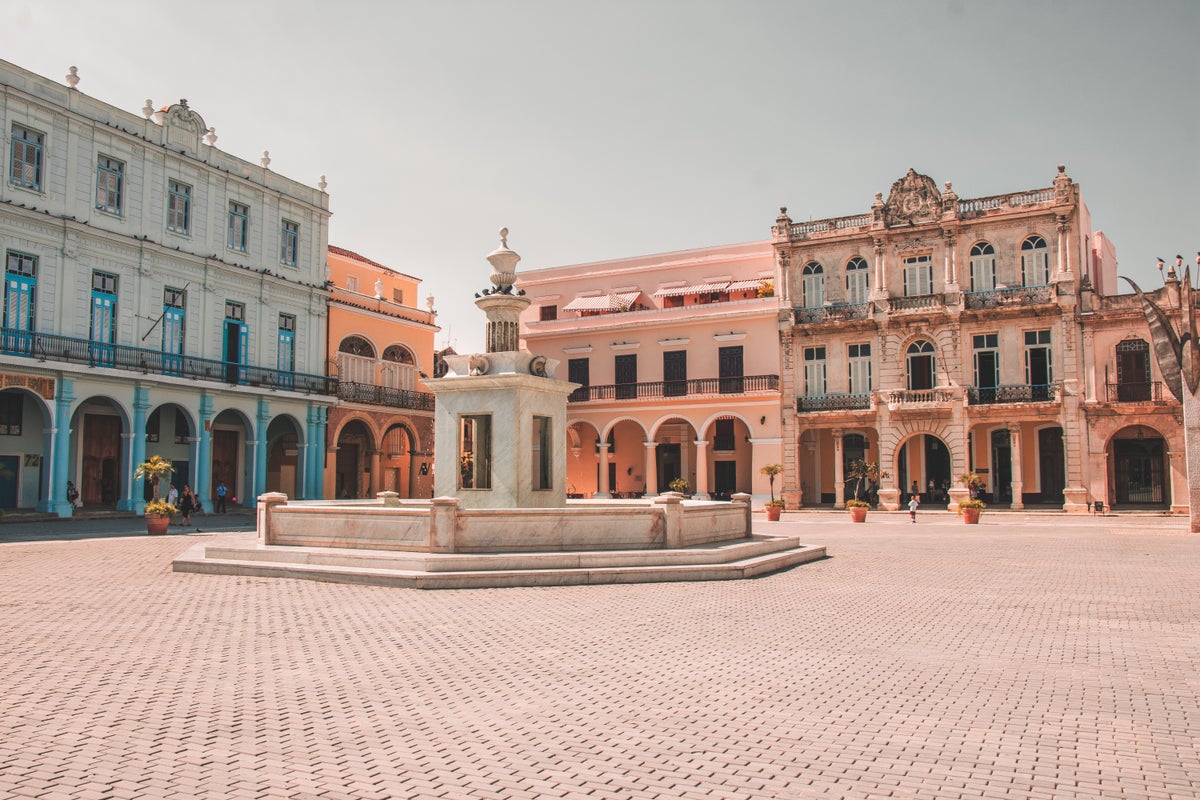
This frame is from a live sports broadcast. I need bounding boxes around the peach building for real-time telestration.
[324,246,438,499]
[517,242,783,505]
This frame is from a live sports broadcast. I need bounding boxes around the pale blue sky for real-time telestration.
[5,0,1197,353]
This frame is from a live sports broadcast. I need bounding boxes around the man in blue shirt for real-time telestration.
[216,481,228,513]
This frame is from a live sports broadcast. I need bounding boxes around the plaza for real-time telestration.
[2,512,1197,799]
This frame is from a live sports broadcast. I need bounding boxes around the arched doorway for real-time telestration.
[381,345,417,392]
[566,421,600,497]
[650,418,696,497]
[337,336,376,387]
[266,415,302,497]
[380,422,416,497]
[896,434,951,502]
[0,387,52,510]
[210,408,252,508]
[335,419,374,499]
[700,415,751,500]
[72,397,127,508]
[1036,426,1065,504]
[1109,426,1169,508]
[145,404,193,500]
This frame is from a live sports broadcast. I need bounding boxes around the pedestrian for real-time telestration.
[179,484,195,527]
[216,481,228,513]
[909,493,919,523]
[910,480,919,501]
[166,483,179,508]
[66,480,81,509]
[927,479,935,500]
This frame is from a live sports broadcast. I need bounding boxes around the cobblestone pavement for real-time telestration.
[1,512,1197,799]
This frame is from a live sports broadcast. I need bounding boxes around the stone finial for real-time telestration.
[426,294,436,313]
[500,227,509,248]
[65,66,79,89]
[179,98,189,109]
[142,99,154,119]
[261,150,271,168]
[374,278,385,299]
[318,175,327,192]
[486,227,520,290]
[204,127,217,146]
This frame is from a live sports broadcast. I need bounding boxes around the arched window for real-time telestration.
[969,242,996,292]
[906,340,936,390]
[801,262,825,308]
[845,257,870,304]
[1021,235,1049,286]
[338,336,375,357]
[1115,338,1152,401]
[381,344,417,390]
[337,336,376,384]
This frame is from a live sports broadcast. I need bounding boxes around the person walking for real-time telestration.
[908,493,920,523]
[215,481,228,513]
[179,485,195,527]
[166,483,179,508]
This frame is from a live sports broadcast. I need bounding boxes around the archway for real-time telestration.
[380,422,416,497]
[699,415,752,500]
[211,408,252,508]
[649,417,697,497]
[565,420,600,497]
[335,418,374,499]
[71,396,128,508]
[145,404,194,500]
[896,433,951,502]
[266,415,303,497]
[1108,425,1169,508]
[0,387,52,510]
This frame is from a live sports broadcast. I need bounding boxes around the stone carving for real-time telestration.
[468,354,490,376]
[895,237,938,253]
[884,169,942,228]
[529,356,548,378]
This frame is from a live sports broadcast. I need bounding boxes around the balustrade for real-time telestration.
[968,384,1057,405]
[1105,382,1163,402]
[570,374,779,402]
[794,302,872,324]
[887,294,943,312]
[963,285,1054,309]
[795,393,871,413]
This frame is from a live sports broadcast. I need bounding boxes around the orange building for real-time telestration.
[325,246,439,498]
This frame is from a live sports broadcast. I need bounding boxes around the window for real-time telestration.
[973,333,999,394]
[90,271,118,365]
[846,257,870,304]
[719,346,744,394]
[906,341,936,390]
[539,305,557,321]
[848,343,872,394]
[568,357,589,401]
[393,288,405,304]
[903,255,933,296]
[278,314,296,380]
[0,393,22,436]
[663,350,687,397]
[10,125,43,190]
[163,287,186,374]
[223,302,247,383]
[167,180,191,234]
[532,416,551,491]
[1024,329,1052,389]
[713,418,736,451]
[347,275,359,293]
[3,251,37,353]
[801,262,825,308]
[96,156,124,214]
[459,414,492,490]
[280,221,299,266]
[969,242,996,292]
[1021,235,1049,286]
[227,201,249,251]
[615,354,637,399]
[1115,339,1152,401]
[804,346,827,396]
[225,301,244,322]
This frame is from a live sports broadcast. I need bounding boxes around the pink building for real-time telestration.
[518,241,783,504]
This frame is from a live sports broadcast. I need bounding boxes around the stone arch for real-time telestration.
[266,414,305,497]
[70,395,131,508]
[602,416,648,441]
[0,386,53,510]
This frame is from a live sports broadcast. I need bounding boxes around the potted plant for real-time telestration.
[667,479,696,496]
[845,498,870,522]
[959,497,986,524]
[135,455,175,535]
[847,459,889,507]
[950,470,985,512]
[759,463,785,520]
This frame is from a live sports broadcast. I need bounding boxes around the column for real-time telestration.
[1009,427,1024,510]
[643,441,658,496]
[50,377,75,518]
[369,450,382,497]
[129,386,149,514]
[832,428,845,507]
[316,407,328,498]
[117,433,136,511]
[871,240,886,299]
[197,392,213,507]
[1055,217,1070,280]
[693,439,710,500]
[305,405,321,499]
[595,442,611,498]
[254,398,269,501]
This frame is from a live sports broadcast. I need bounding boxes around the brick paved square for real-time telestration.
[1,512,1197,799]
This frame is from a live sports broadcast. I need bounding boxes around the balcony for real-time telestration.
[967,384,1057,405]
[1105,382,1164,403]
[963,286,1055,310]
[887,294,944,313]
[795,393,872,413]
[0,327,335,394]
[570,374,779,402]
[336,381,435,411]
[883,387,958,410]
[793,302,872,325]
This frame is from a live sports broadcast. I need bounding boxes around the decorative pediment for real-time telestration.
[884,168,942,227]
[158,99,207,155]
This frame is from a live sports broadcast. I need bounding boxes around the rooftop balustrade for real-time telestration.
[570,374,779,402]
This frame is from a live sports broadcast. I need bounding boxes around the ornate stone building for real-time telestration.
[776,166,1185,513]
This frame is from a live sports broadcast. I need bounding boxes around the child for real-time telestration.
[908,494,919,523]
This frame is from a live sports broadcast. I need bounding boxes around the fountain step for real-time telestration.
[172,537,826,589]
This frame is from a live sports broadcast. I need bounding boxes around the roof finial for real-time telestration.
[318,175,327,192]
[260,150,271,169]
[142,99,154,119]
[65,66,79,89]
[500,227,509,248]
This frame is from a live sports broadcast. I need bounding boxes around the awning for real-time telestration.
[726,278,769,291]
[652,282,729,298]
[562,291,641,312]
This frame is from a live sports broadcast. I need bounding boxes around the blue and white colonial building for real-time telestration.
[0,60,335,516]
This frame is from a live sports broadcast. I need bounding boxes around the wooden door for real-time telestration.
[211,429,240,503]
[81,413,122,505]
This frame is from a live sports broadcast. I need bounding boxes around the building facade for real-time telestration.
[324,246,438,499]
[518,241,783,504]
[776,165,1184,513]
[0,60,334,515]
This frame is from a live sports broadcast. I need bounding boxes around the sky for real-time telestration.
[4,0,1197,354]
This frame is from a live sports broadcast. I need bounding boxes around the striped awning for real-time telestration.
[562,291,641,312]
[726,278,769,291]
[653,282,729,298]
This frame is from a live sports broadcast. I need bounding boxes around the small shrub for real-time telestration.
[144,498,178,517]
[958,498,986,511]
[845,499,870,509]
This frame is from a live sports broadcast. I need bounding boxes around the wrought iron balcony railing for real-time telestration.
[793,302,872,324]
[967,384,1057,405]
[963,285,1055,309]
[795,393,872,412]
[0,327,336,395]
[336,381,436,411]
[1105,382,1163,402]
[570,374,779,402]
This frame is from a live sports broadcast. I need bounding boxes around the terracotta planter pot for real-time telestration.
[145,513,171,535]
[765,505,782,521]
[961,507,982,525]
[848,506,868,523]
